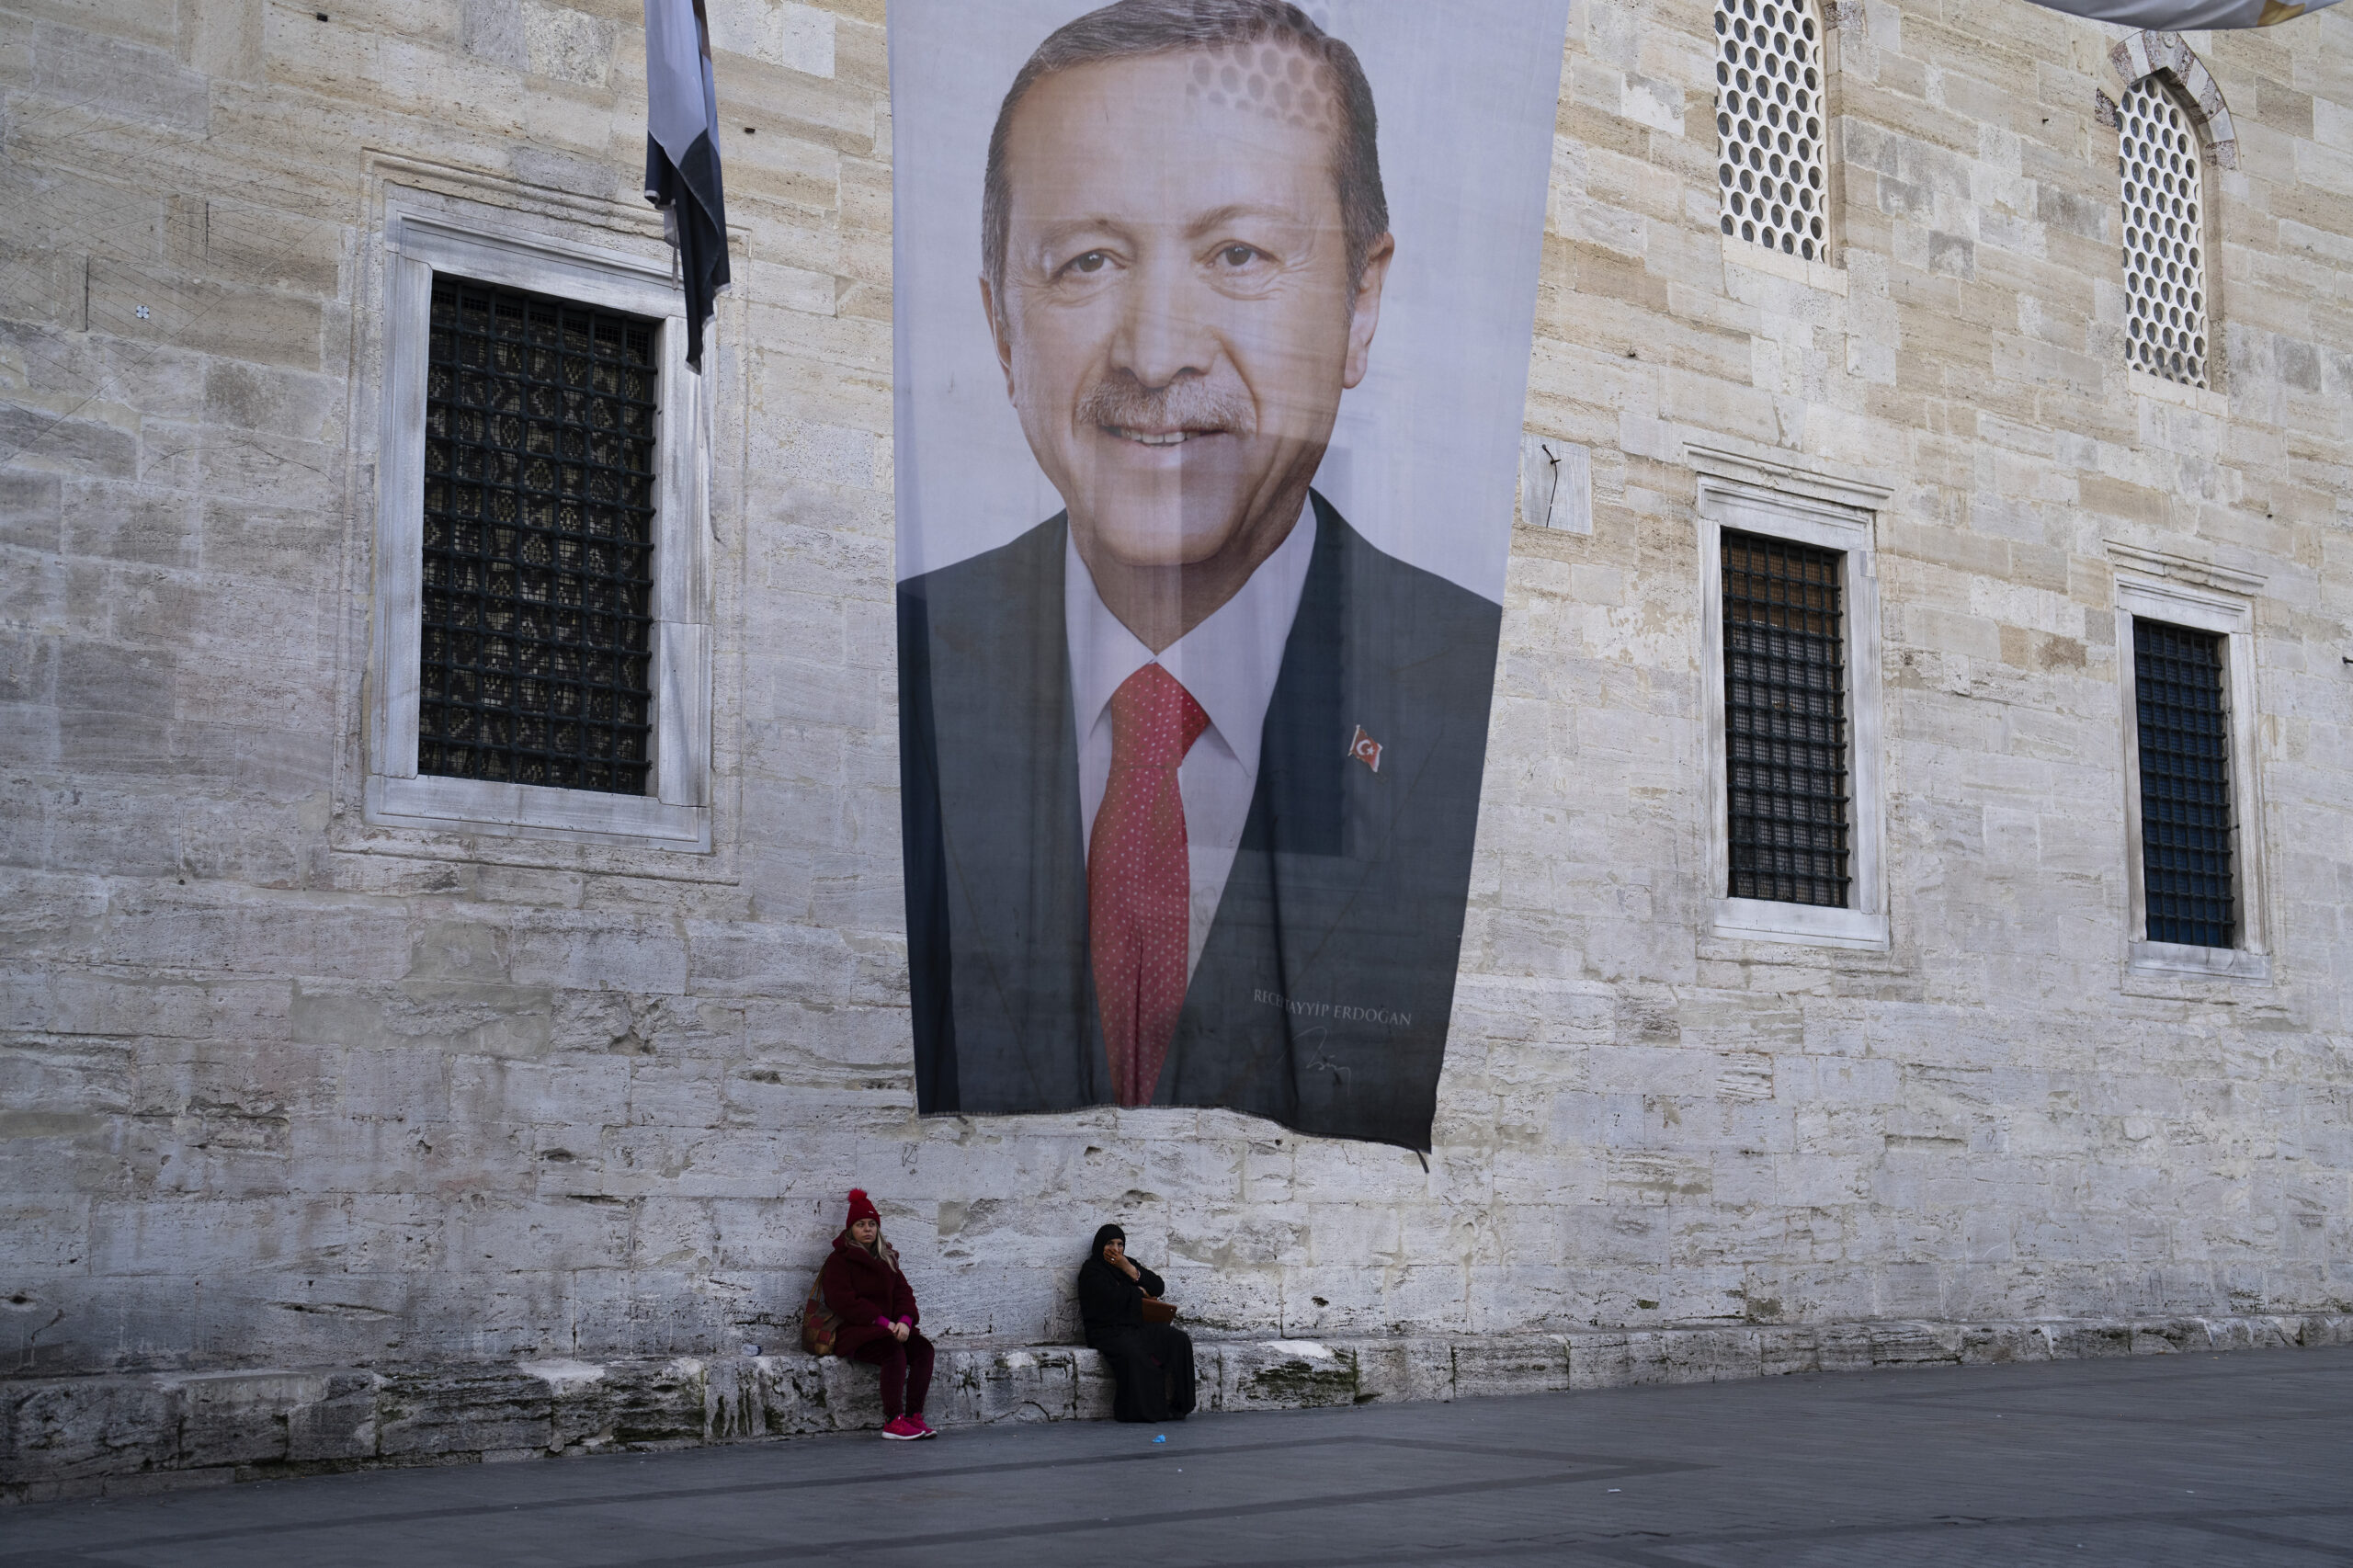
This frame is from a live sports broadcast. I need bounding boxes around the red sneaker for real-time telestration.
[910,1415,938,1438]
[880,1415,924,1440]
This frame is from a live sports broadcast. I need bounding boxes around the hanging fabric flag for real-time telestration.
[643,0,729,370]
[2026,0,2336,25]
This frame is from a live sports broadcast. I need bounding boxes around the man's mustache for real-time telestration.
[1078,375,1256,437]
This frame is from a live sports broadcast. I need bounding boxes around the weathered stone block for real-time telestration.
[701,1357,767,1440]
[1756,1326,1822,1377]
[85,264,323,372]
[31,23,210,131]
[1956,1322,2051,1365]
[375,1368,551,1459]
[1349,1337,1456,1406]
[945,1347,1085,1426]
[0,404,138,481]
[815,1355,886,1431]
[1452,1336,1572,1399]
[163,1369,329,1469]
[2042,1323,2136,1361]
[285,1372,382,1462]
[601,1358,712,1448]
[1211,1341,1360,1413]
[751,1356,833,1437]
[1665,1328,1763,1385]
[1,1377,179,1482]
[2301,1316,2353,1348]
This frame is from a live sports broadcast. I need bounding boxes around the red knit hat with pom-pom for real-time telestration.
[845,1188,880,1226]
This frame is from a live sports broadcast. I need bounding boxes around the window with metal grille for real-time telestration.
[1714,0,1829,261]
[2133,619,2234,947]
[420,276,659,795]
[1723,529,1849,907]
[2120,76,2209,389]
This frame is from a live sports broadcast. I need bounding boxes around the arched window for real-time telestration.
[2118,75,2210,388]
[1714,0,1829,261]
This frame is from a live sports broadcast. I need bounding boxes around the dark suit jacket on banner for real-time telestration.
[897,492,1502,1151]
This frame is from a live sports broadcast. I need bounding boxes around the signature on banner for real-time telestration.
[1252,989,1412,1030]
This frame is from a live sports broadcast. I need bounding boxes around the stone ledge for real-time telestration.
[6,1312,2348,1503]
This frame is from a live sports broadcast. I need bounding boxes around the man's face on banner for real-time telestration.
[986,46,1391,574]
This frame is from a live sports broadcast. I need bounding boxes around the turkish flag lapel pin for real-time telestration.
[1347,724,1382,774]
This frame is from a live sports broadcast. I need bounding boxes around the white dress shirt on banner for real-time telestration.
[1065,503,1318,981]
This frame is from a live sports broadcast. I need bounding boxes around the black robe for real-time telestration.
[1077,1256,1195,1423]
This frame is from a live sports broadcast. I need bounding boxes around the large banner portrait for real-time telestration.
[891,0,1570,1151]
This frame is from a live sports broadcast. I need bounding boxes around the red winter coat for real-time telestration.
[817,1231,920,1358]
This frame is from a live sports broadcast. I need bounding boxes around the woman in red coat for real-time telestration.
[817,1188,937,1439]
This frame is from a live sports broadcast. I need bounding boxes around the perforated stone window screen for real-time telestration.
[2120,78,2209,388]
[1715,0,1829,261]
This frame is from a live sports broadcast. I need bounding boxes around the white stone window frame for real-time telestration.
[2113,562,2267,982]
[366,205,713,851]
[1692,447,1889,952]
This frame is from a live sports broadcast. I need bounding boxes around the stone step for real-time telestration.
[6,1312,2349,1503]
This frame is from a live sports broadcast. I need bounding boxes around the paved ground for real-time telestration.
[6,1345,2350,1566]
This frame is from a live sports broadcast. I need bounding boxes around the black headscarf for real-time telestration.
[1076,1222,1150,1346]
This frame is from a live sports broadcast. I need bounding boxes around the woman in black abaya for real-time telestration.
[1077,1223,1196,1423]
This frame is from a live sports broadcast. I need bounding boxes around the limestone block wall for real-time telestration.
[1,0,2348,1386]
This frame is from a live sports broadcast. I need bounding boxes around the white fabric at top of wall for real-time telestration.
[2031,0,2336,28]
[888,0,1572,602]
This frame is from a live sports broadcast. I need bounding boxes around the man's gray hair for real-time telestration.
[982,0,1388,311]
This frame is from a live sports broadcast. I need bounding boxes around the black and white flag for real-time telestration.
[643,0,729,371]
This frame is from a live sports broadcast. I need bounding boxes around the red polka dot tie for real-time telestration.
[1089,664,1209,1108]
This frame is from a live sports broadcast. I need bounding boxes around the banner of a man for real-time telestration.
[891,0,1567,1150]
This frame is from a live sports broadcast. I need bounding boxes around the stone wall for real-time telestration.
[3,0,2349,1411]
